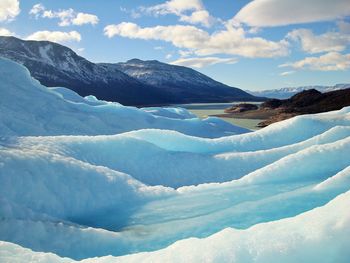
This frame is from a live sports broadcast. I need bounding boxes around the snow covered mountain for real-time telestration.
[102,58,261,103]
[0,36,262,106]
[0,36,173,106]
[1,57,350,262]
[247,83,350,99]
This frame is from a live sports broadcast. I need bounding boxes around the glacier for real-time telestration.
[0,57,350,262]
[0,58,247,138]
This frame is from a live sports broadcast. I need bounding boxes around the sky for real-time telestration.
[0,0,350,91]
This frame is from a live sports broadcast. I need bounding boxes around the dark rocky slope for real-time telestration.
[0,36,171,106]
[217,88,350,127]
[0,36,263,106]
[258,88,350,126]
[102,59,264,103]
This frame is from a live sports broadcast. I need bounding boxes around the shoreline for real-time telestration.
[212,108,277,120]
[212,108,296,128]
[174,102,266,130]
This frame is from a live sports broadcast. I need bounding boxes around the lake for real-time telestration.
[176,102,264,130]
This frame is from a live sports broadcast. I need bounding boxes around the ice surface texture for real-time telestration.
[0,58,247,138]
[0,58,350,262]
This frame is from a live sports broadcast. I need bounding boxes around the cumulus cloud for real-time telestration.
[72,13,99,26]
[29,4,98,26]
[0,0,20,22]
[287,25,350,54]
[0,27,15,36]
[179,10,214,27]
[235,0,350,27]
[104,22,289,58]
[171,56,237,68]
[26,30,81,44]
[140,0,215,27]
[280,52,350,71]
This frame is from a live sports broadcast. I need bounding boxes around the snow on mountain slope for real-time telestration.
[102,59,260,103]
[0,36,131,82]
[0,57,350,262]
[0,36,173,106]
[0,58,248,137]
[248,84,350,99]
[0,36,263,105]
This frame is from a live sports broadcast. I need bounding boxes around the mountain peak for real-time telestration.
[126,58,143,63]
[126,58,162,65]
[0,37,262,105]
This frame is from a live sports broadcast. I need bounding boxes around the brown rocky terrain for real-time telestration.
[216,88,350,127]
[224,103,258,113]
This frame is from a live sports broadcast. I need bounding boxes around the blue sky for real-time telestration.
[0,0,350,90]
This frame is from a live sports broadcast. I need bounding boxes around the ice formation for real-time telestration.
[0,58,349,262]
[0,58,247,138]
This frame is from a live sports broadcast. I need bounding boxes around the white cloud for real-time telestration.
[43,8,75,26]
[280,52,350,71]
[248,27,261,34]
[29,3,45,18]
[104,22,289,58]
[0,27,15,36]
[29,4,98,26]
[143,0,203,16]
[140,0,215,27]
[179,10,214,28]
[154,46,164,50]
[120,6,141,19]
[104,22,208,44]
[178,49,193,57]
[280,71,295,76]
[72,12,99,26]
[26,30,81,44]
[235,0,350,27]
[0,0,20,22]
[287,27,350,54]
[165,53,172,59]
[171,57,238,68]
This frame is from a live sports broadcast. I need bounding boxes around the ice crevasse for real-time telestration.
[0,57,350,262]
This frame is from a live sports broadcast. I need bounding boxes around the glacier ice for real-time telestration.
[0,57,350,262]
[0,58,248,138]
[1,190,350,263]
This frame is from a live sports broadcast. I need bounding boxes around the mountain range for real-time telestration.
[247,84,350,99]
[0,36,259,106]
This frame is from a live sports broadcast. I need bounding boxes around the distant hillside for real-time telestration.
[258,88,350,126]
[217,88,350,127]
[247,84,350,99]
[0,36,263,106]
[0,36,171,106]
[100,59,262,103]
